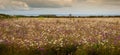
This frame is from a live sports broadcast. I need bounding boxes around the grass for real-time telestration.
[0,18,120,55]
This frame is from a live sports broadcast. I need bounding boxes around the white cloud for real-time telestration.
[0,0,29,10]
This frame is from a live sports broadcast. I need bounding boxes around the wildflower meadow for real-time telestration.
[0,18,120,55]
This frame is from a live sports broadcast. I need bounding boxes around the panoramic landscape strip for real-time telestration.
[0,0,120,55]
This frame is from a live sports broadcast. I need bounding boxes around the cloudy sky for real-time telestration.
[0,0,120,16]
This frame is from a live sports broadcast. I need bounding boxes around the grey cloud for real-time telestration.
[102,0,120,5]
[74,0,120,6]
[21,0,73,8]
[0,0,73,10]
[0,0,120,10]
[86,0,120,5]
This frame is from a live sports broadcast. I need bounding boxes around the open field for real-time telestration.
[0,18,120,55]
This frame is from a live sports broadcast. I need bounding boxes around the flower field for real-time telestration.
[0,18,120,55]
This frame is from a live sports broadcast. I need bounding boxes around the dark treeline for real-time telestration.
[0,14,120,19]
[0,14,12,18]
